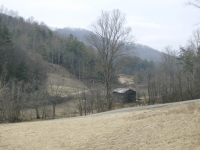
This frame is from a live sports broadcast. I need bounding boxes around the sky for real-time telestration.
[1,0,200,51]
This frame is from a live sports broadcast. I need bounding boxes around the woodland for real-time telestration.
[0,6,199,123]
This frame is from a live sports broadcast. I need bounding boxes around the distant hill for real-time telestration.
[133,44,162,62]
[55,27,92,45]
[55,27,162,62]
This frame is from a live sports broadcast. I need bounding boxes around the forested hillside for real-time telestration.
[0,11,99,122]
[55,27,162,62]
[0,11,157,84]
[55,27,91,45]
[0,9,155,122]
[134,44,162,62]
[0,11,109,81]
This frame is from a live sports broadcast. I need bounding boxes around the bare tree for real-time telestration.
[186,0,200,9]
[48,84,63,119]
[87,9,134,110]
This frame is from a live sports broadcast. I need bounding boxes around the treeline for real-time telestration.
[0,8,152,82]
[0,12,49,122]
[0,11,99,80]
[146,30,200,104]
[119,56,154,75]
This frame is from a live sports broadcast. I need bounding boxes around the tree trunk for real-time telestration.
[53,103,56,119]
[42,104,46,119]
[35,107,40,119]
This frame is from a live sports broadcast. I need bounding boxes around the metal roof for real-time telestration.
[113,88,131,94]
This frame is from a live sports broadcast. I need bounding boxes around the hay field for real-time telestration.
[0,100,200,150]
[47,64,88,95]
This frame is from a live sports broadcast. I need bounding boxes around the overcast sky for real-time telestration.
[1,0,200,51]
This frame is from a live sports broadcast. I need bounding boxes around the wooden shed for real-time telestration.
[112,88,136,103]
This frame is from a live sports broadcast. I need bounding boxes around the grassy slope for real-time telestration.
[21,63,88,120]
[47,63,88,94]
[1,100,200,150]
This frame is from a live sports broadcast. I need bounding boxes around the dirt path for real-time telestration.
[56,99,200,120]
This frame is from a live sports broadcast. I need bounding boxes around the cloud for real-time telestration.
[31,0,90,11]
[134,22,168,29]
[127,15,168,29]
[1,0,198,51]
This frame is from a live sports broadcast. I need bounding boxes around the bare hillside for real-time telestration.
[47,63,88,94]
[0,100,200,150]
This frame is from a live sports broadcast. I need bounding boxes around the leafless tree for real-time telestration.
[48,84,63,119]
[186,0,200,9]
[87,9,134,110]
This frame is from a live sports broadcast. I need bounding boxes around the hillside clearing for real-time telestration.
[118,74,134,85]
[47,64,88,95]
[0,100,200,150]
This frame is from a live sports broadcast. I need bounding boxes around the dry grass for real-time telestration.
[1,100,200,150]
[118,74,134,85]
[17,63,88,120]
[20,100,79,120]
[47,64,88,95]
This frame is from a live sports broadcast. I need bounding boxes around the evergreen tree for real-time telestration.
[0,17,14,82]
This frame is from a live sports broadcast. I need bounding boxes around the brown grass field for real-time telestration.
[118,74,134,85]
[47,64,88,94]
[0,100,200,150]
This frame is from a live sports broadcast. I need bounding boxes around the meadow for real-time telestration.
[0,100,200,150]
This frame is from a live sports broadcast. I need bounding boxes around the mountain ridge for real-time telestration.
[55,27,162,62]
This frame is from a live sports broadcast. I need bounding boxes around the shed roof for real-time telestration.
[113,88,133,94]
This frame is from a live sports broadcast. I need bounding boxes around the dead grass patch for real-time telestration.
[20,99,80,120]
[118,74,134,85]
[46,64,88,95]
[1,100,200,150]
